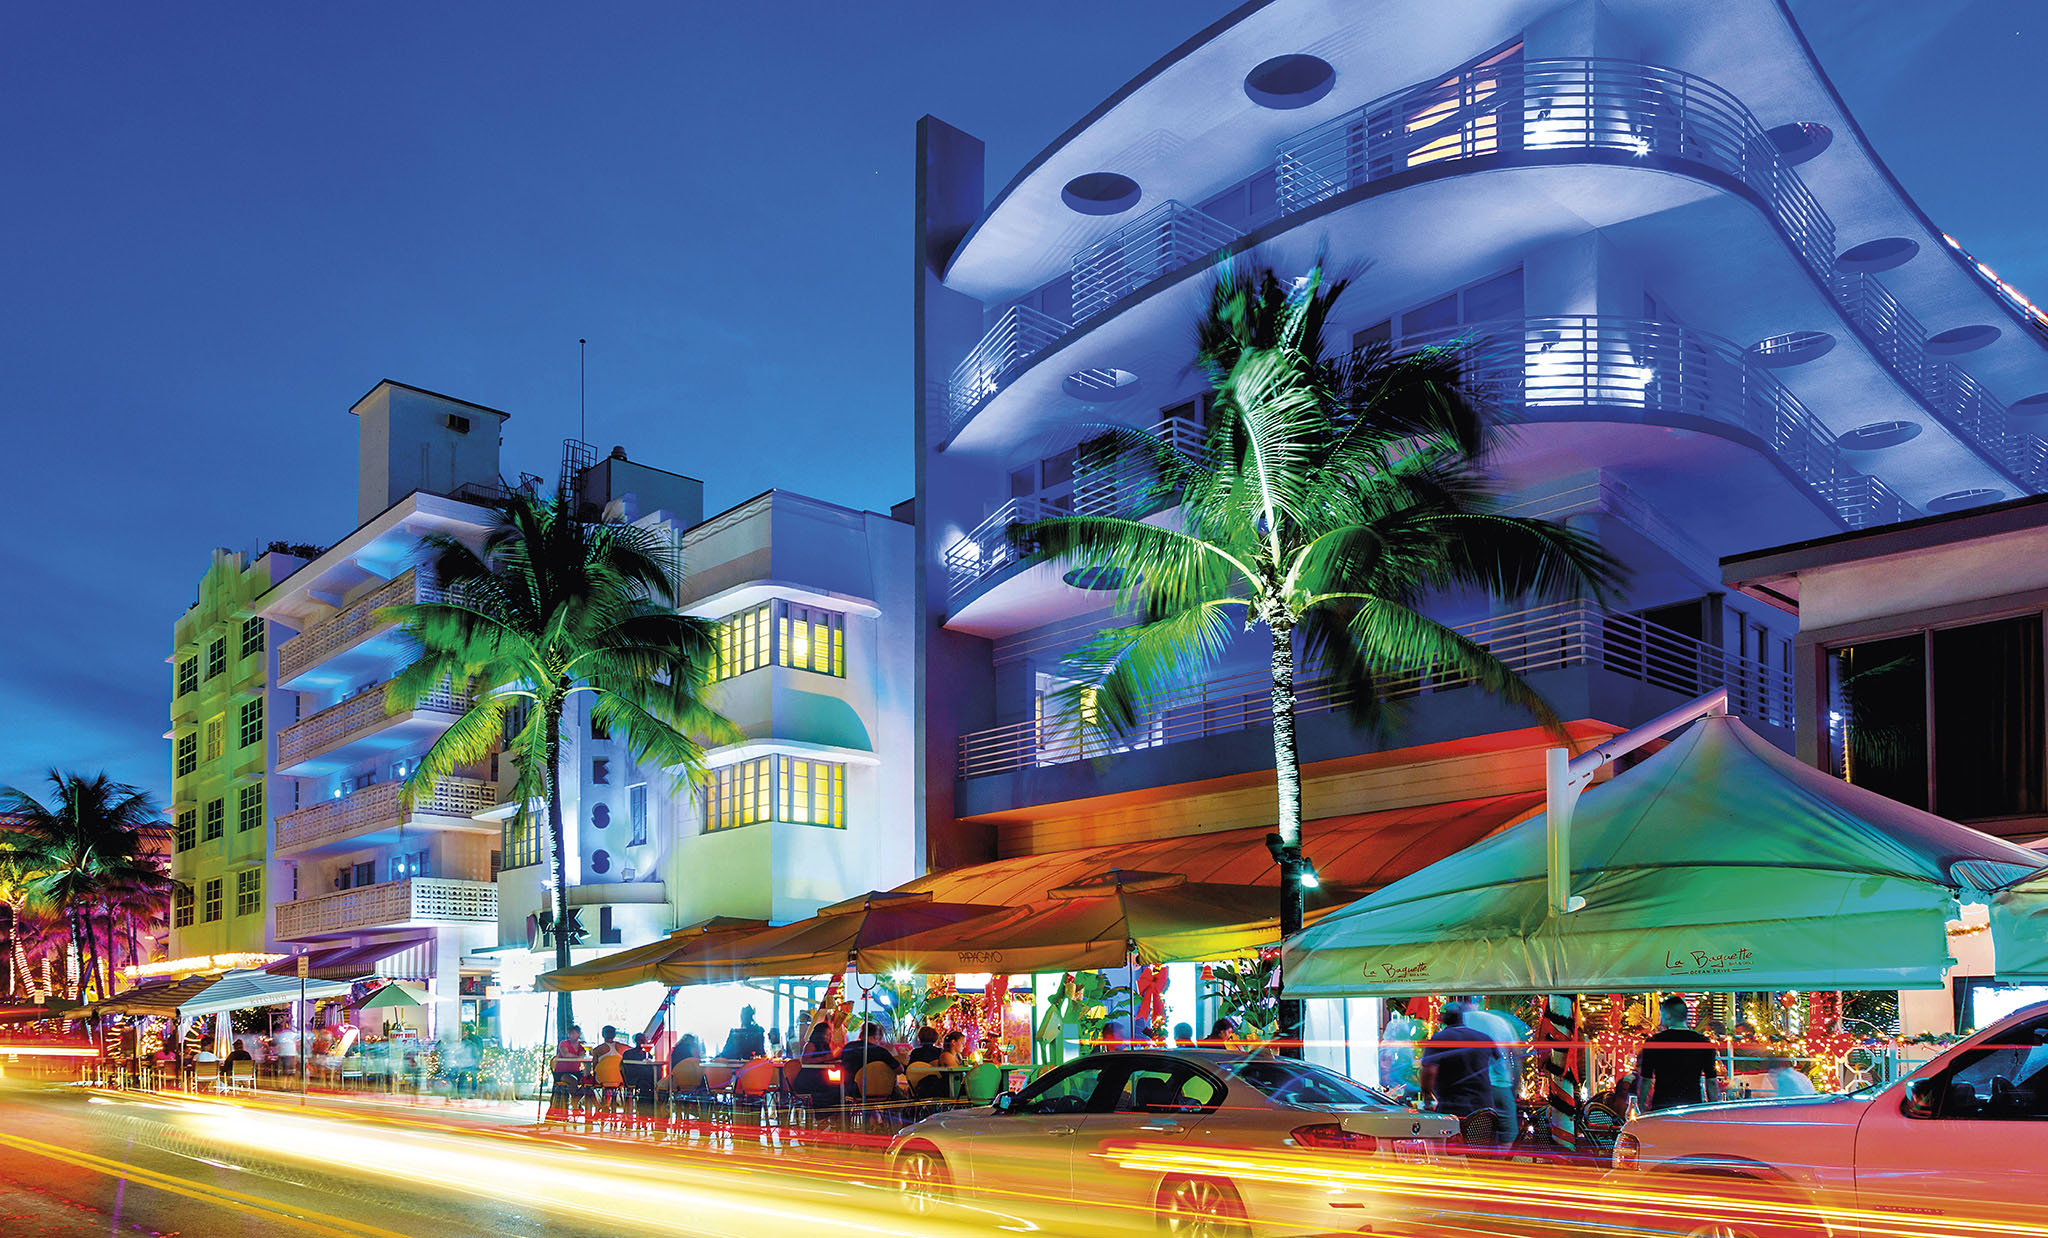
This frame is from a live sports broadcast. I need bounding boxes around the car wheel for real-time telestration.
[1158,1176,1250,1238]
[897,1145,952,1216]
[1676,1177,1821,1238]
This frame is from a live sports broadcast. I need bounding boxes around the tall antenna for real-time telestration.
[578,338,588,443]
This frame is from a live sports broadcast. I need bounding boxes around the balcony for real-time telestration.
[274,777,498,858]
[275,876,497,941]
[1069,201,1237,324]
[958,600,1792,780]
[276,684,468,776]
[278,569,443,689]
[948,305,1069,432]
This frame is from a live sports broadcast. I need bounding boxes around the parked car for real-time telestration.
[886,1048,1459,1236]
[1613,1001,2048,1236]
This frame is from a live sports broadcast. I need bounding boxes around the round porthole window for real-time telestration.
[1925,325,2000,355]
[1836,420,1922,451]
[1063,566,1126,591]
[1062,367,1141,401]
[1766,122,1833,166]
[1061,172,1142,216]
[1836,237,1919,274]
[1745,330,1835,368]
[1926,488,2004,514]
[2009,392,2048,419]
[1243,54,1335,110]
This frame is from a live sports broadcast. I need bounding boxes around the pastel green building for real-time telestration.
[168,546,308,961]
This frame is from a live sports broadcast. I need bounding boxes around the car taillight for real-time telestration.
[1292,1123,1379,1152]
[1613,1132,1640,1170]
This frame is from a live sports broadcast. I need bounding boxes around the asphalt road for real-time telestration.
[0,1076,1041,1238]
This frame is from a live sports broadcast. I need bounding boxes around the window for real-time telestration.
[240,616,264,658]
[1356,266,1525,355]
[1925,1015,2048,1120]
[173,886,194,928]
[715,603,774,680]
[1115,1064,1224,1114]
[353,861,376,888]
[628,783,648,846]
[175,732,198,778]
[202,798,225,842]
[238,785,263,833]
[389,850,428,882]
[779,603,845,677]
[175,809,197,852]
[239,698,263,749]
[205,637,227,679]
[1012,1062,1114,1116]
[203,715,225,763]
[590,711,609,741]
[202,878,223,923]
[503,815,540,871]
[501,698,533,747]
[176,658,198,697]
[591,758,610,786]
[235,869,261,917]
[701,755,847,832]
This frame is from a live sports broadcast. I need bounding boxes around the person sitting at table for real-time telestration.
[938,1030,968,1069]
[622,1033,650,1062]
[553,1024,589,1106]
[1173,1021,1196,1049]
[790,1024,837,1106]
[907,1026,943,1066]
[1202,1017,1237,1050]
[669,1032,702,1074]
[718,1006,768,1060]
[840,1022,902,1098]
[591,1034,628,1111]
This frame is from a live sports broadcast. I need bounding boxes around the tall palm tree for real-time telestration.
[385,491,738,1036]
[97,851,174,994]
[1021,262,1617,1052]
[0,771,163,1003]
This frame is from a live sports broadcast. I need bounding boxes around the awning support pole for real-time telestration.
[1546,688,1729,915]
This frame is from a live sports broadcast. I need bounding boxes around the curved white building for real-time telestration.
[912,0,2048,871]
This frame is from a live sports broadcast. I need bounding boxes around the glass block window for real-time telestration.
[239,698,263,749]
[175,733,198,777]
[715,603,773,680]
[202,877,223,923]
[176,658,198,697]
[173,886,194,928]
[175,809,197,852]
[235,869,261,916]
[206,638,227,679]
[778,603,845,677]
[240,616,264,658]
[202,798,225,842]
[238,785,263,833]
[628,783,648,846]
[701,755,847,832]
[203,716,225,763]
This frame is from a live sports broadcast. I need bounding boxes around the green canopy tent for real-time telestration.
[1992,872,2048,982]
[355,981,437,1012]
[1284,712,2048,998]
[535,917,768,992]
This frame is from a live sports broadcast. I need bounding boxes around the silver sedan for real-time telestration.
[886,1048,1459,1237]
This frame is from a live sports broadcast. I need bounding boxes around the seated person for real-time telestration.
[718,1006,768,1060]
[591,1042,627,1091]
[668,1033,702,1074]
[792,1024,838,1104]
[938,1030,967,1068]
[839,1023,902,1097]
[907,1026,943,1066]
[622,1033,650,1063]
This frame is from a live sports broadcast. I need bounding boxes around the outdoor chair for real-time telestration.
[230,1061,257,1093]
[665,1057,708,1123]
[842,1060,904,1131]
[731,1058,781,1127]
[701,1061,738,1128]
[962,1063,1004,1105]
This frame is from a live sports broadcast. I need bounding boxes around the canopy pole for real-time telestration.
[1546,689,1729,915]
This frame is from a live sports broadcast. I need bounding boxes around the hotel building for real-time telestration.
[911,0,2048,948]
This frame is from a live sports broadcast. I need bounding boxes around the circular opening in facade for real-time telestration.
[2010,392,2048,419]
[1243,54,1336,110]
[1061,172,1142,216]
[1925,324,2000,355]
[1927,488,2005,514]
[1063,566,1126,591]
[1062,367,1141,401]
[1836,237,1920,274]
[1766,121,1833,166]
[1745,330,1835,368]
[1836,420,1923,451]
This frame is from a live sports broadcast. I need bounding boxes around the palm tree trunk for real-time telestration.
[7,899,29,999]
[1270,621,1307,1058]
[545,703,574,1038]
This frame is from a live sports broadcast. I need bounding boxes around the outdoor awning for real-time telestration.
[1992,870,2048,981]
[265,935,432,982]
[1284,715,2048,998]
[901,794,1543,907]
[651,892,1006,986]
[538,917,768,992]
[176,970,357,1019]
[87,974,221,1018]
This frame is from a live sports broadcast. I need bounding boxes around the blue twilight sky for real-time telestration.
[1,1,2042,808]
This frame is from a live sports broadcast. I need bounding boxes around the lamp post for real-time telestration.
[1269,833,1318,1058]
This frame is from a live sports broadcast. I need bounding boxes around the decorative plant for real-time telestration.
[1203,951,1280,1041]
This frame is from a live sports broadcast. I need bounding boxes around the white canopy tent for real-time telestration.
[1285,710,2048,998]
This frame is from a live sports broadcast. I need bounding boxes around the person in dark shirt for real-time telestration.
[1638,996,1722,1111]
[1419,1002,1501,1121]
[840,1023,902,1097]
[906,1025,944,1066]
[621,1033,650,1062]
[718,1006,768,1060]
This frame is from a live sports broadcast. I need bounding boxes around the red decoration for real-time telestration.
[1134,965,1169,1027]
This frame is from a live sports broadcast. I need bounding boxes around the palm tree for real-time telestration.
[0,771,164,1003]
[1020,262,1617,1052]
[385,491,738,1037]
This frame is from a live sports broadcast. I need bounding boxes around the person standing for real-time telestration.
[718,1006,767,1060]
[1418,1002,1502,1130]
[1461,996,1528,1146]
[1637,997,1721,1112]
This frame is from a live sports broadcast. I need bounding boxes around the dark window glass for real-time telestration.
[1828,635,1929,809]
[1009,465,1036,499]
[1934,615,2044,820]
[1351,320,1392,355]
[1463,268,1524,321]
[1042,448,1077,489]
[1399,295,1457,340]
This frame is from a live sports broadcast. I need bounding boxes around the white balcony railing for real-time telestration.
[279,569,443,684]
[274,877,497,939]
[276,684,468,768]
[957,600,1794,779]
[274,776,497,854]
[947,305,1069,431]
[1070,200,1237,324]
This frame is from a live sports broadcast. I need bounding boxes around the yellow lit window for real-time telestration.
[203,715,225,762]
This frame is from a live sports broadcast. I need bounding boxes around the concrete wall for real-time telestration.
[352,383,505,524]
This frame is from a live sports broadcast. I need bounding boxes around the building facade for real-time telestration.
[912,0,2048,876]
[167,546,305,962]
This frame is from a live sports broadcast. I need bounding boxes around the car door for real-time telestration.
[1071,1056,1223,1223]
[960,1059,1117,1208]
[1852,1011,2048,1225]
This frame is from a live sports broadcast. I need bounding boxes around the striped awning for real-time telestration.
[265,935,434,982]
[176,970,356,1019]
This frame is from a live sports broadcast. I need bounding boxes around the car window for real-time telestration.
[1938,1016,2048,1121]
[1114,1065,1222,1114]
[1014,1063,1111,1116]
[1227,1059,1391,1107]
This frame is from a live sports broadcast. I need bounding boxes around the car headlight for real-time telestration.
[1613,1132,1640,1171]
